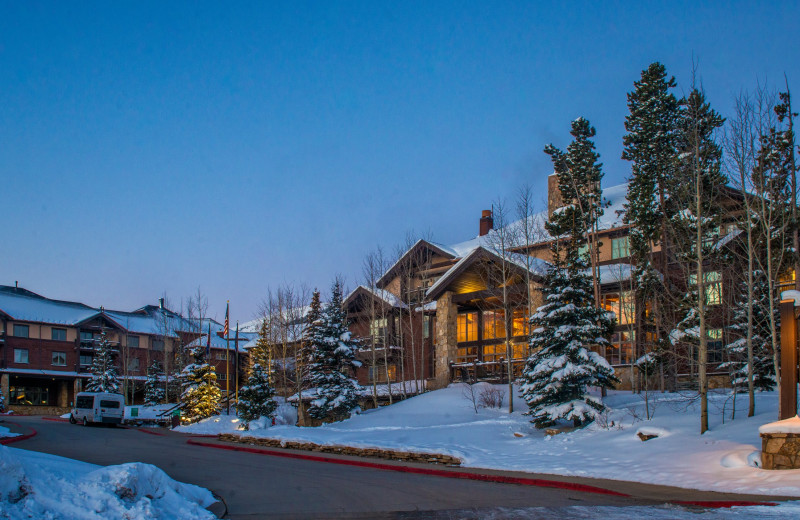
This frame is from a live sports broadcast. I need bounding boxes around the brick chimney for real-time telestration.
[479,210,493,236]
[547,173,564,217]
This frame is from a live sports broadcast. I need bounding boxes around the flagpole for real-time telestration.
[225,301,230,415]
[235,322,239,406]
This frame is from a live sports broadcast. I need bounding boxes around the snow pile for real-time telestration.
[0,425,20,438]
[237,384,800,496]
[0,444,216,519]
[175,399,297,435]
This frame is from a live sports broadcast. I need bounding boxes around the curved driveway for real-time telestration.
[3,416,780,519]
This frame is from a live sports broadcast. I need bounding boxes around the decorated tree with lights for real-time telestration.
[180,346,220,423]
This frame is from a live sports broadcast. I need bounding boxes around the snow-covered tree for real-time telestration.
[86,328,120,393]
[237,363,277,429]
[722,272,777,392]
[307,281,362,421]
[144,361,165,405]
[521,118,618,428]
[622,62,681,391]
[180,346,220,423]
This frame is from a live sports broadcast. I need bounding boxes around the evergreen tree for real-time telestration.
[144,361,166,405]
[307,281,362,421]
[237,363,277,429]
[621,63,681,387]
[86,328,121,393]
[180,346,221,423]
[722,272,777,392]
[521,118,618,428]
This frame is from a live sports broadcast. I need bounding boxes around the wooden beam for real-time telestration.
[780,299,798,420]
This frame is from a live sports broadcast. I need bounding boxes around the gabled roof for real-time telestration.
[425,246,548,301]
[0,287,100,326]
[344,285,408,311]
[376,239,456,288]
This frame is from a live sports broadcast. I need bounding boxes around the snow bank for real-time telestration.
[175,401,297,435]
[0,444,216,519]
[238,385,800,496]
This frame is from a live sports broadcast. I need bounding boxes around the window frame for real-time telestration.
[51,351,67,366]
[51,328,67,341]
[14,348,29,364]
[13,324,29,338]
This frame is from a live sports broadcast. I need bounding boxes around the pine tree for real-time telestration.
[622,63,681,390]
[180,346,221,423]
[86,328,121,393]
[521,118,618,428]
[237,363,277,429]
[144,361,166,405]
[307,281,362,421]
[722,272,777,392]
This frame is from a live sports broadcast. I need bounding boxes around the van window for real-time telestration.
[99,400,121,408]
[76,396,94,409]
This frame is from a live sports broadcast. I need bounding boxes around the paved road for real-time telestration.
[2,416,780,519]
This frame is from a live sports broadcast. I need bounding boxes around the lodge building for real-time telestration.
[0,285,249,414]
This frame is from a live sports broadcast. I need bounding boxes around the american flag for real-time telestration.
[224,301,229,338]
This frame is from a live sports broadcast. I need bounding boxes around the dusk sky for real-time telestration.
[2,1,798,322]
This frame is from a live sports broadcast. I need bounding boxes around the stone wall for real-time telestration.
[761,432,800,470]
[432,291,457,389]
[218,433,461,465]
[9,405,69,416]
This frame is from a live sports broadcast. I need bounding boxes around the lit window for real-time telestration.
[370,318,387,346]
[602,292,635,325]
[52,351,66,366]
[13,324,29,338]
[51,328,67,341]
[511,309,530,337]
[690,271,722,305]
[482,310,506,340]
[457,312,478,342]
[14,349,29,364]
[611,237,630,259]
[708,328,724,363]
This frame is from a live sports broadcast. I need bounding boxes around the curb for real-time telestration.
[185,438,628,497]
[0,422,37,445]
[675,500,779,508]
[41,417,69,423]
[132,428,165,436]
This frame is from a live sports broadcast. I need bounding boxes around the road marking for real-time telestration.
[0,422,37,445]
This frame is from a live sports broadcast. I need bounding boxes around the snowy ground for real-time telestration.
[0,444,216,519]
[229,384,800,497]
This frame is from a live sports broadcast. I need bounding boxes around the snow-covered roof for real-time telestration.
[186,333,251,351]
[0,288,99,325]
[344,285,408,310]
[425,246,548,300]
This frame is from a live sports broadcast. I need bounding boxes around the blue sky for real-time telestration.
[2,1,798,321]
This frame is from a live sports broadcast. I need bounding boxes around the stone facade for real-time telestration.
[433,291,457,389]
[761,432,800,470]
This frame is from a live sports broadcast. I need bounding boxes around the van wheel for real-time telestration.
[82,417,89,427]
[69,415,76,424]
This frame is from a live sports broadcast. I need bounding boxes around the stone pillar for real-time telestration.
[58,381,69,408]
[73,377,83,397]
[1,374,9,410]
[433,291,458,389]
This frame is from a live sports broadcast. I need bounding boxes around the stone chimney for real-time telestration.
[547,173,564,217]
[479,210,493,236]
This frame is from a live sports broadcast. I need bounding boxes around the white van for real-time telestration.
[69,392,125,426]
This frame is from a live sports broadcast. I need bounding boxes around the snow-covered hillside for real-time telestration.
[230,384,800,496]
